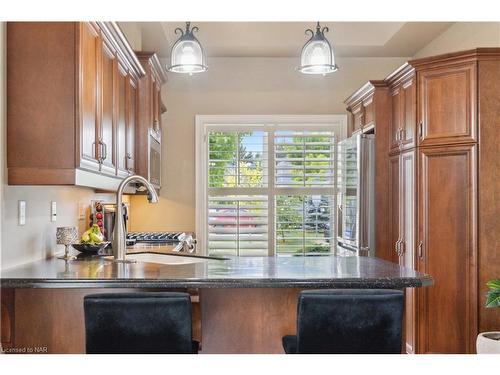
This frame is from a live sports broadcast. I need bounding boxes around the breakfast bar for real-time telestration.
[1,254,432,353]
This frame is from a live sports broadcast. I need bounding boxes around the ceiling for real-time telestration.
[131,22,453,58]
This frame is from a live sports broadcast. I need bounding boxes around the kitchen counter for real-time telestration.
[1,251,433,353]
[0,251,432,289]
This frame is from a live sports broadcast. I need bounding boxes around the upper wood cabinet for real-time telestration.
[416,60,477,146]
[135,52,168,190]
[126,77,138,175]
[344,81,385,135]
[80,23,101,172]
[99,33,118,175]
[7,22,145,187]
[385,64,416,152]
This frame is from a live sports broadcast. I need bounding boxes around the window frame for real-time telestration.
[195,115,348,256]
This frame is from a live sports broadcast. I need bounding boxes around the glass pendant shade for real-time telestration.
[168,22,207,74]
[298,22,339,75]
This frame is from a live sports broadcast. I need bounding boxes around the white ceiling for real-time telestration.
[132,22,453,58]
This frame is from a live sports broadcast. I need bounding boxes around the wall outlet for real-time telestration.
[51,201,57,222]
[18,200,26,226]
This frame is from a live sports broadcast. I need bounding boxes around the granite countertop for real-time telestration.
[0,250,433,289]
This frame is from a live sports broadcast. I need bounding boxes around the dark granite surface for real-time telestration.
[0,250,433,289]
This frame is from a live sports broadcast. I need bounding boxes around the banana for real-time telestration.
[81,224,104,244]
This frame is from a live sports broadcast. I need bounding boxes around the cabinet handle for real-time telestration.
[399,127,404,142]
[395,239,401,255]
[395,129,400,142]
[418,121,423,138]
[101,141,107,161]
[418,241,423,259]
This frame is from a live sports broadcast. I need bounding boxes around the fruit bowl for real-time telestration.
[72,242,111,254]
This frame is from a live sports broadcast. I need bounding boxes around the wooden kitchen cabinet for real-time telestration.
[135,52,168,189]
[345,81,392,261]
[386,64,416,152]
[99,33,118,175]
[417,144,477,354]
[7,22,144,188]
[80,22,101,172]
[400,77,416,149]
[417,60,477,146]
[345,49,500,354]
[116,63,129,177]
[388,153,400,265]
[388,149,417,354]
[399,149,417,354]
[126,77,138,174]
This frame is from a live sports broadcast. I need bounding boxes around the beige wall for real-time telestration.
[414,22,500,58]
[129,56,408,232]
[0,23,116,270]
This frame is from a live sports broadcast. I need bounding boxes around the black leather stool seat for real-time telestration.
[283,289,404,354]
[84,292,198,354]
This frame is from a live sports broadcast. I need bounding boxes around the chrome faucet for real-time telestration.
[112,175,159,262]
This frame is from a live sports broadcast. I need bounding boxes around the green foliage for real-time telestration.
[276,135,332,185]
[208,132,260,188]
[208,132,238,187]
[486,279,500,308]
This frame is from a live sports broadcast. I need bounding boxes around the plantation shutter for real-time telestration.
[205,125,337,256]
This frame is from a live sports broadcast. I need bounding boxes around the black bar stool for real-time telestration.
[282,289,404,354]
[84,292,199,354]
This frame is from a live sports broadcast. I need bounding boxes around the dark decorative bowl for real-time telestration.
[72,242,111,254]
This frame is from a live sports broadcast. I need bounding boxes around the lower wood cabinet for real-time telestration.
[389,150,417,354]
[417,144,477,353]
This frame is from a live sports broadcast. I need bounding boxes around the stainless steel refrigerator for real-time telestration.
[336,133,375,256]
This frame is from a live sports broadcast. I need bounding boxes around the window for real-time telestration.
[196,115,347,257]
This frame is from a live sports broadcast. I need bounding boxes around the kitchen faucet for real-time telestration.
[112,175,159,262]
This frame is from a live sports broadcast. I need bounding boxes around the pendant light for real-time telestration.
[167,22,207,75]
[298,22,339,75]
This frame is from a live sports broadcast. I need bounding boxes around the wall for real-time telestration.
[129,56,408,232]
[414,22,500,58]
[0,23,116,270]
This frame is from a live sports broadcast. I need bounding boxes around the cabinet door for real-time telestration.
[351,103,364,133]
[151,78,162,138]
[362,97,374,131]
[126,77,138,174]
[79,22,100,171]
[99,37,117,175]
[401,78,416,150]
[116,63,128,176]
[417,144,477,353]
[388,153,400,264]
[418,62,477,146]
[390,87,402,151]
[400,149,417,354]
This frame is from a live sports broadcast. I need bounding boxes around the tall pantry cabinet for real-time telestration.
[383,49,500,353]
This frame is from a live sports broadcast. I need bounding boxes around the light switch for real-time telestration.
[18,200,26,226]
[51,201,57,222]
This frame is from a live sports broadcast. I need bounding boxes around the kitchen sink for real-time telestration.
[125,252,209,265]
